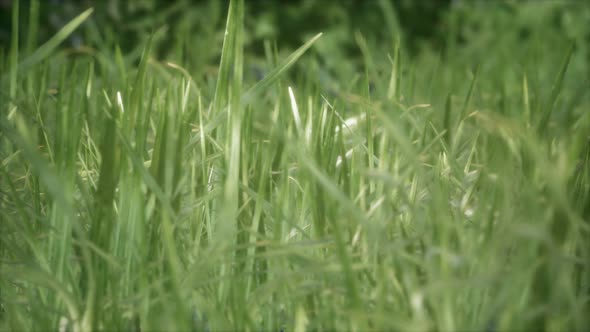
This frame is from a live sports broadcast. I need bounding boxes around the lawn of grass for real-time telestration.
[1,0,589,331]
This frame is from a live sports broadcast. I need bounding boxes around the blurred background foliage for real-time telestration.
[0,0,589,99]
[0,0,451,54]
[1,1,589,68]
[1,0,589,138]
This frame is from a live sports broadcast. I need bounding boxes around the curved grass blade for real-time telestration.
[193,32,323,147]
[1,8,94,82]
[241,32,322,105]
[537,42,574,133]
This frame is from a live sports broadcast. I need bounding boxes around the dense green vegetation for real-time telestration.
[1,0,589,331]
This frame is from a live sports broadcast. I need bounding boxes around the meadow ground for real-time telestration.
[1,0,589,331]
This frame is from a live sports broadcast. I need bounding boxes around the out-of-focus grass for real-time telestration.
[1,0,589,331]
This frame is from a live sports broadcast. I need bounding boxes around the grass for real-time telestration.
[1,0,589,331]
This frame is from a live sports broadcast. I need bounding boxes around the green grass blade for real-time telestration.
[2,7,94,81]
[537,42,574,133]
[459,64,479,120]
[241,33,322,105]
[8,0,19,115]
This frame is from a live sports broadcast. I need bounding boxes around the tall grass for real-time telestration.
[1,0,589,331]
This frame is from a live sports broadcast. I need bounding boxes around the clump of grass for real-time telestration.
[1,0,589,331]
